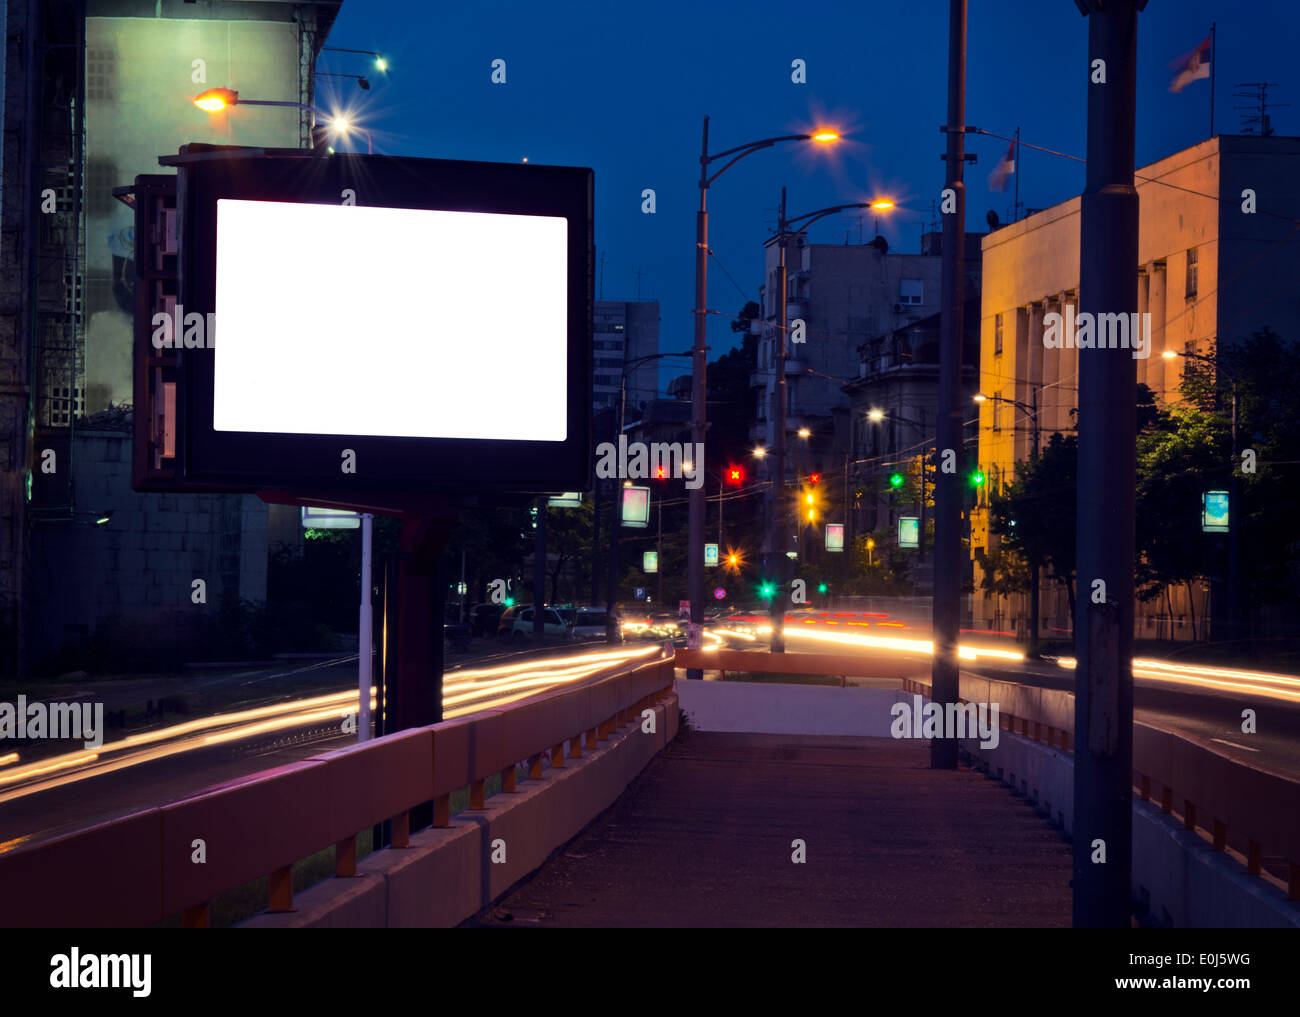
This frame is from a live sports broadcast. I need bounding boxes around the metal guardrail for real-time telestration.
[904,672,1300,901]
[0,649,677,928]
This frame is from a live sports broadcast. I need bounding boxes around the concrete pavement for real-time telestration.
[467,732,1072,927]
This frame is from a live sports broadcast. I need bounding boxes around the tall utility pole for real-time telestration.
[931,0,969,770]
[687,116,711,680]
[768,187,789,652]
[1073,0,1144,929]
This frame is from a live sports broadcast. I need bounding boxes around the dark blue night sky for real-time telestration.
[317,0,1297,387]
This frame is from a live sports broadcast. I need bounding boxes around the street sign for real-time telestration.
[704,543,718,567]
[899,516,920,548]
[643,551,658,573]
[825,523,844,551]
[634,587,646,599]
[622,486,650,528]
[547,491,582,508]
[1202,490,1229,533]
[679,599,690,619]
[714,587,726,600]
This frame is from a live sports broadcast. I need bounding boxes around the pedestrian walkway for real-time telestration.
[467,732,1072,927]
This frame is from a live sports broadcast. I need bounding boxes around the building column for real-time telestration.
[1136,267,1150,391]
[1041,296,1062,437]
[1148,260,1169,396]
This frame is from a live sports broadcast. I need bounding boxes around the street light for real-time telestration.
[688,118,841,672]
[193,89,374,153]
[323,46,389,73]
[318,72,371,91]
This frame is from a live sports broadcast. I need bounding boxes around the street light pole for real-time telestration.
[932,0,968,771]
[769,186,789,652]
[687,120,840,675]
[1073,0,1142,930]
[687,115,711,679]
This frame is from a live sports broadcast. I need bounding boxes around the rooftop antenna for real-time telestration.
[1233,82,1287,136]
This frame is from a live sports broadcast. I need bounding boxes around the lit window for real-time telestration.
[1185,247,1198,300]
[994,313,1003,356]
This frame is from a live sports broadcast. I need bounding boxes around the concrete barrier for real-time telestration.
[962,729,1300,928]
[242,694,678,928]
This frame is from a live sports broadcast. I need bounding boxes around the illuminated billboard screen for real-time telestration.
[171,149,592,493]
[214,200,568,441]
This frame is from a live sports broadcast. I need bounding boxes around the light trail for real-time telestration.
[714,621,1024,662]
[0,644,659,814]
[1057,656,1300,705]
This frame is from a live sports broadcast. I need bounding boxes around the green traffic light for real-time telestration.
[817,583,828,594]
[889,473,905,488]
[760,583,774,598]
[504,596,515,607]
[971,471,985,486]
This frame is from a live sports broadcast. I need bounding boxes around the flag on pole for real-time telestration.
[1169,35,1211,93]
[988,141,1015,193]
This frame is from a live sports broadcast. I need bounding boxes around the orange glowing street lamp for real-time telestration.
[193,87,238,112]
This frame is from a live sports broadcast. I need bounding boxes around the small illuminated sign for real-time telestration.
[705,543,718,567]
[898,516,919,548]
[1202,490,1229,533]
[622,486,650,528]
[825,524,844,552]
[547,491,583,508]
[301,506,360,529]
[643,551,658,573]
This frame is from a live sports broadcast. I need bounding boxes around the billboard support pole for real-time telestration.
[358,512,374,742]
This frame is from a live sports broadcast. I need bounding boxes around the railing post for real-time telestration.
[569,734,583,759]
[551,743,565,768]
[529,753,544,779]
[470,779,486,810]
[269,865,293,912]
[336,836,357,877]
[433,795,450,828]
[501,764,518,792]
[393,809,411,847]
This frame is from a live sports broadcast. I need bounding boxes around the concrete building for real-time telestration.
[971,134,1300,640]
[594,300,659,423]
[841,296,980,594]
[1,0,341,673]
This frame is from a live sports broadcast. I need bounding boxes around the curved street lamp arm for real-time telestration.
[704,134,812,188]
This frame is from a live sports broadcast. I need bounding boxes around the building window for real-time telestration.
[991,397,1001,432]
[899,279,923,305]
[994,313,1003,356]
[1185,247,1198,300]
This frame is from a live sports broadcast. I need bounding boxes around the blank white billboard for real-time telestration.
[213,198,568,440]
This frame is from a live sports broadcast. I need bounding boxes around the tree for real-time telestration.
[985,433,1079,619]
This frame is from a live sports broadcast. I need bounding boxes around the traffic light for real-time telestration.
[809,472,822,486]
[759,582,775,599]
[817,582,828,594]
[889,472,905,488]
[726,464,745,485]
[970,469,986,488]
[654,464,668,480]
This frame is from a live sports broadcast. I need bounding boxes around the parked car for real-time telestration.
[496,608,569,642]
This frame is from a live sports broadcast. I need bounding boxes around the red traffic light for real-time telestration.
[809,472,822,486]
[655,465,667,479]
[726,465,745,485]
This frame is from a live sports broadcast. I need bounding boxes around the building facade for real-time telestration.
[971,134,1300,640]
[593,299,659,424]
[1,0,340,673]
